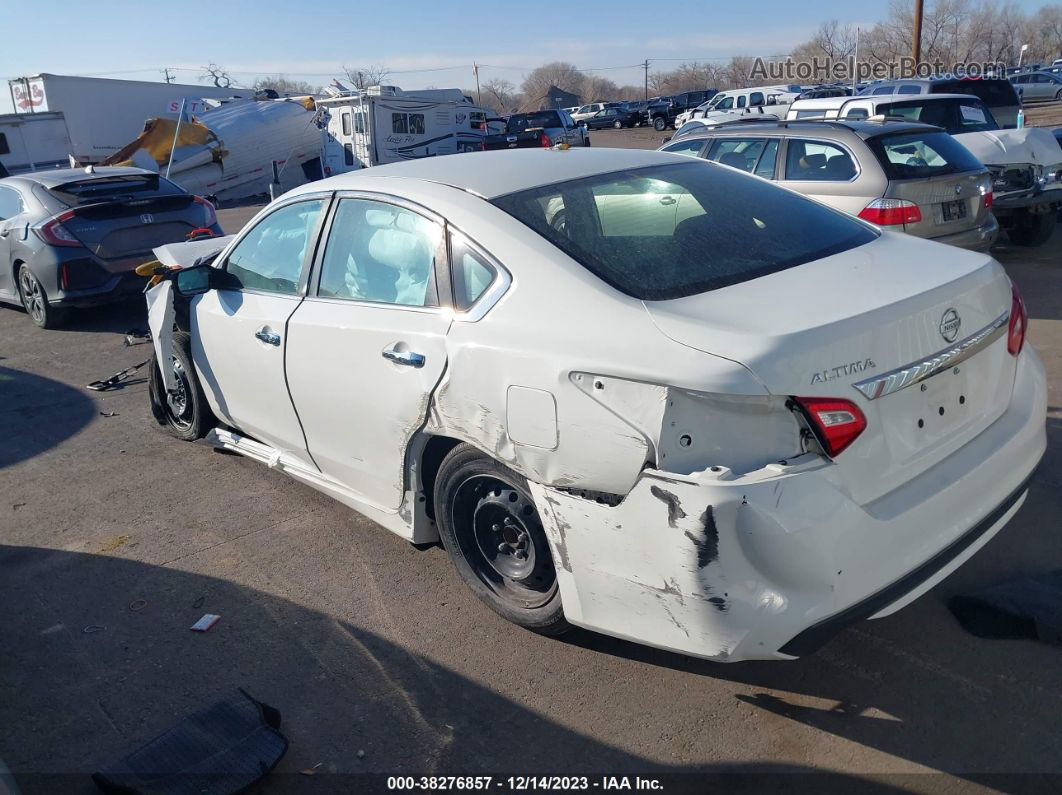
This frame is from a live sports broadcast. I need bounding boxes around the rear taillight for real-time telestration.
[792,397,867,457]
[984,191,993,209]
[1008,284,1027,357]
[540,132,551,148]
[193,195,217,227]
[35,210,81,247]
[858,198,922,226]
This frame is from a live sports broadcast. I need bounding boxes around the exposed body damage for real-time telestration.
[144,150,1046,662]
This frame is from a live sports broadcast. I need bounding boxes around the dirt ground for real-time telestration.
[2,138,1062,794]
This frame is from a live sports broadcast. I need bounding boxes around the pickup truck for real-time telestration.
[644,90,717,131]
[482,110,589,150]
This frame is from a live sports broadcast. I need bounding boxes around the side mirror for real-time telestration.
[173,264,238,297]
[174,264,213,297]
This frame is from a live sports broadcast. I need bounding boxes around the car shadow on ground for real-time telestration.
[0,365,97,468]
[1,545,912,794]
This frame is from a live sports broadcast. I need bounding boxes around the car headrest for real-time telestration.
[799,153,827,170]
[719,152,749,171]
[822,155,855,179]
[368,228,432,272]
[365,208,397,228]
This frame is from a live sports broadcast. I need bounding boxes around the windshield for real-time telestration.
[868,131,985,180]
[507,112,559,133]
[878,99,999,133]
[491,162,877,301]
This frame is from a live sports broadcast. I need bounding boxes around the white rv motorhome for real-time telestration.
[319,86,492,174]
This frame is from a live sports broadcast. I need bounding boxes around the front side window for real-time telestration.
[661,137,707,156]
[750,92,764,106]
[708,138,768,173]
[736,95,747,108]
[225,199,325,294]
[844,107,869,119]
[491,162,876,301]
[317,199,440,307]
[715,96,734,110]
[784,140,857,181]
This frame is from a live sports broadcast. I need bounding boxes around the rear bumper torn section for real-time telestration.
[530,348,1046,662]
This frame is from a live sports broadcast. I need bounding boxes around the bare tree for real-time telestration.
[479,78,521,113]
[200,63,233,88]
[520,62,585,109]
[342,64,392,90]
[253,75,320,95]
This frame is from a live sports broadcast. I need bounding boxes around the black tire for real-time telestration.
[613,120,623,129]
[1056,89,1062,102]
[17,264,66,329]
[1007,209,1056,246]
[653,116,667,131]
[434,444,569,635]
[148,330,215,441]
[583,136,591,147]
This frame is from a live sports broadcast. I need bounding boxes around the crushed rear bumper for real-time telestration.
[531,346,1046,662]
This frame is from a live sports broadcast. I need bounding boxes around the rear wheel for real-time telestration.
[613,119,623,128]
[17,265,66,329]
[653,116,667,131]
[1007,208,1056,246]
[434,444,569,635]
[1056,89,1062,101]
[149,330,215,440]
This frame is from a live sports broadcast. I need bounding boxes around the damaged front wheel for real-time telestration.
[434,444,569,636]
[149,330,215,441]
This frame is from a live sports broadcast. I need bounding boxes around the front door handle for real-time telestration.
[0,229,9,238]
[659,196,677,206]
[255,328,281,346]
[382,347,425,368]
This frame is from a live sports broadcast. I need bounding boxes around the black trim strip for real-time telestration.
[778,470,1037,657]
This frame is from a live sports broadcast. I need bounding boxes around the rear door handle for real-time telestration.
[382,347,425,368]
[255,328,281,346]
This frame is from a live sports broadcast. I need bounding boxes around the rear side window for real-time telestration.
[0,133,8,155]
[491,162,876,301]
[707,138,769,173]
[450,235,497,311]
[898,84,922,94]
[0,186,22,220]
[507,112,560,133]
[932,79,1018,108]
[868,131,984,180]
[784,140,857,181]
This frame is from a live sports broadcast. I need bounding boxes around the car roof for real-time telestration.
[290,149,694,200]
[792,92,985,108]
[670,118,941,141]
[8,166,156,188]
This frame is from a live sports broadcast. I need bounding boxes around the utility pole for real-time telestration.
[162,67,175,84]
[852,27,860,94]
[473,62,482,105]
[911,0,924,76]
[643,59,649,100]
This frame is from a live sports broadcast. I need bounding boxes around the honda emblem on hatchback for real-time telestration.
[940,308,961,342]
[140,213,154,224]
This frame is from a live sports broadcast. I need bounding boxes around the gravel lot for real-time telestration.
[2,135,1062,792]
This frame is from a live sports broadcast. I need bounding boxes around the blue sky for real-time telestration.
[0,0,1050,113]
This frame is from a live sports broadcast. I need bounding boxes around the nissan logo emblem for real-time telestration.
[940,308,961,343]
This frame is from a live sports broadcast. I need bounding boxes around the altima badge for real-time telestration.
[940,308,961,342]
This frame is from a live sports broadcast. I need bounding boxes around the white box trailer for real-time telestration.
[0,111,72,174]
[7,74,243,164]
[319,87,492,174]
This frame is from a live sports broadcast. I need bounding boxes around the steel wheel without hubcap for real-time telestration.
[450,474,555,608]
[165,357,194,431]
[18,268,47,326]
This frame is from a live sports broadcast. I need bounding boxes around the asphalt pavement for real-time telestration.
[2,152,1062,793]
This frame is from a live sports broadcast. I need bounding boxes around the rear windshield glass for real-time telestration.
[507,113,560,133]
[878,99,999,133]
[50,174,185,205]
[932,79,1018,108]
[868,131,985,179]
[491,162,877,301]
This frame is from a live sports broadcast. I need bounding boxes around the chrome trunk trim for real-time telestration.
[852,310,1010,400]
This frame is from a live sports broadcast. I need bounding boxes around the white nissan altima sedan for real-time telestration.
[146,148,1046,662]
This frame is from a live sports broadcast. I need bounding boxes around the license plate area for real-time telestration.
[940,199,968,223]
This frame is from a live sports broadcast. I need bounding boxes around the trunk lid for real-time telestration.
[952,127,1062,169]
[886,171,990,238]
[645,232,1016,504]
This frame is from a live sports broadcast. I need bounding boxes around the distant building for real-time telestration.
[544,85,581,110]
